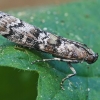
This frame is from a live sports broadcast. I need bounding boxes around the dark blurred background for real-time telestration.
[0,0,75,10]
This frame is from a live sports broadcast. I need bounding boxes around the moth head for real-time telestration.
[86,53,98,64]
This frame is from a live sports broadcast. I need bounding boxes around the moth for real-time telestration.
[0,11,98,90]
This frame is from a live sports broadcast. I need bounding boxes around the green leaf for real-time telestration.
[0,0,100,100]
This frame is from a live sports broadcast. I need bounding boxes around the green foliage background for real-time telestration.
[0,0,99,100]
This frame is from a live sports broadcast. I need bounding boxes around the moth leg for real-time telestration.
[14,45,25,51]
[31,57,79,64]
[31,57,61,64]
[60,63,76,90]
[60,59,79,63]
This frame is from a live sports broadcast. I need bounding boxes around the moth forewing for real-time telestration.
[0,11,98,90]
